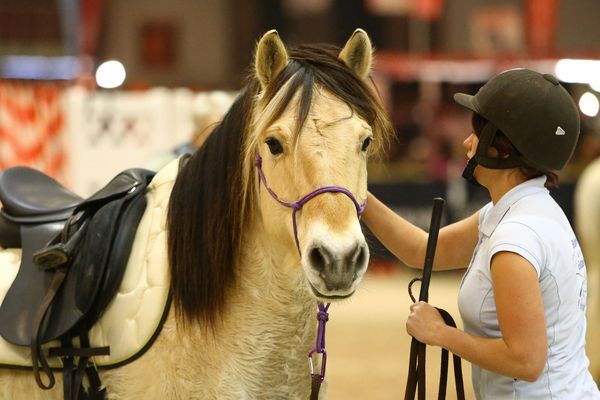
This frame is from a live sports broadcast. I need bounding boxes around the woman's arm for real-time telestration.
[362,192,479,270]
[407,251,547,381]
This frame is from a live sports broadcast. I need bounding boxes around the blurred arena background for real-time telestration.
[1,1,599,398]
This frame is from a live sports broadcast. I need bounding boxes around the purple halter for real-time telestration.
[254,153,367,386]
[253,153,366,256]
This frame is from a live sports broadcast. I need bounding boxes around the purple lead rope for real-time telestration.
[308,302,330,382]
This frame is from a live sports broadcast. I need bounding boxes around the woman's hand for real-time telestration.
[406,301,447,347]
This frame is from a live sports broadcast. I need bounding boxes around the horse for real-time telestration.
[0,28,393,399]
[574,156,600,383]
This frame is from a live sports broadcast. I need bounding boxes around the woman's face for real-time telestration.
[462,132,504,187]
[463,132,501,160]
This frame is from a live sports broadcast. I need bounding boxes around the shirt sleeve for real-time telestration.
[487,221,545,277]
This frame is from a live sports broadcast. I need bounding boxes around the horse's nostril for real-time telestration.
[309,246,330,272]
[354,244,367,269]
[344,243,367,272]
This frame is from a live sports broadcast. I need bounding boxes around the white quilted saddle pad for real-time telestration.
[0,157,179,368]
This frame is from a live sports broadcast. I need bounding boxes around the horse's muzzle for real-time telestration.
[305,240,369,297]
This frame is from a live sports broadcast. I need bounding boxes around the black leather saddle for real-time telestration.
[0,166,155,399]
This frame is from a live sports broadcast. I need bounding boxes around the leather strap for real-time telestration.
[404,198,464,399]
[31,267,67,390]
[404,308,465,400]
[54,334,108,400]
[61,340,75,400]
[436,308,465,400]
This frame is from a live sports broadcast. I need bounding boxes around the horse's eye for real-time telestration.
[361,136,373,152]
[265,137,284,155]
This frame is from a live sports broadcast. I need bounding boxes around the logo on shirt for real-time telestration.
[555,126,566,135]
[572,238,587,311]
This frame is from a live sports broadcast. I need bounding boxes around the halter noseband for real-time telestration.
[253,153,366,255]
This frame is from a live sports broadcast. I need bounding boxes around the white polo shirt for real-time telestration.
[458,176,600,399]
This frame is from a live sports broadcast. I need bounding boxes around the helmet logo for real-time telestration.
[555,126,566,135]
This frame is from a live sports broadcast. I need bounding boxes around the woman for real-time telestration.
[363,68,600,399]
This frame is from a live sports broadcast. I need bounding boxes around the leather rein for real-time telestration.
[405,198,465,400]
[254,153,365,399]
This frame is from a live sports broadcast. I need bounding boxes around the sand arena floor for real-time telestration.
[326,264,475,400]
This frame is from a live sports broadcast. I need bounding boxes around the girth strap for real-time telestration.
[53,334,108,400]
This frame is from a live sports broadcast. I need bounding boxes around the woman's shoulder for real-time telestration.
[507,191,569,228]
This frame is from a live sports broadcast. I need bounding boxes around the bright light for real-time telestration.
[555,59,600,84]
[95,60,126,89]
[579,92,599,117]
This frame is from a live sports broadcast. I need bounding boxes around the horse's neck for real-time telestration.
[197,230,317,396]
[234,228,316,328]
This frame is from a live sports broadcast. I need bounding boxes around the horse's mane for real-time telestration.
[167,43,392,328]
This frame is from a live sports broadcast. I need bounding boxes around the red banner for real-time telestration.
[410,0,445,21]
[526,0,557,56]
[80,0,104,55]
[0,81,67,180]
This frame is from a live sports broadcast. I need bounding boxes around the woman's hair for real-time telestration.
[472,113,559,188]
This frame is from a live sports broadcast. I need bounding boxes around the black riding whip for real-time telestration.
[404,197,465,400]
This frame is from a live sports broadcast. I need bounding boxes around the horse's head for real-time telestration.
[246,29,392,300]
[168,29,391,326]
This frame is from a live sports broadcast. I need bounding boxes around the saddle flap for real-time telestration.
[0,223,66,345]
[84,192,149,322]
[0,213,21,248]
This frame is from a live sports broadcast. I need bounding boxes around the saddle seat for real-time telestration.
[0,167,83,249]
[0,166,83,223]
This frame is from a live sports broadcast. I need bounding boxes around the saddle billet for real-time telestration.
[0,166,155,399]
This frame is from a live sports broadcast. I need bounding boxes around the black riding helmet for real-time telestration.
[453,68,580,181]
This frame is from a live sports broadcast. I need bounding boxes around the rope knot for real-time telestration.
[317,310,329,322]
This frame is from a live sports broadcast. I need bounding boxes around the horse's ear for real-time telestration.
[255,30,289,89]
[338,29,373,80]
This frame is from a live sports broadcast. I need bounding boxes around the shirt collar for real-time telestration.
[480,175,548,237]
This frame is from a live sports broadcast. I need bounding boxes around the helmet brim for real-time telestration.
[453,93,479,114]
